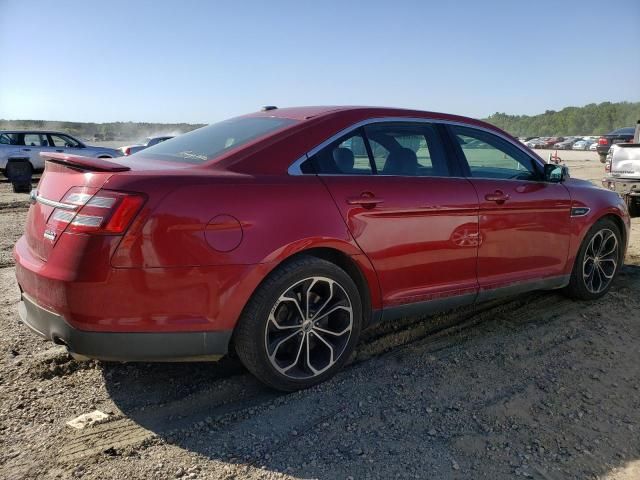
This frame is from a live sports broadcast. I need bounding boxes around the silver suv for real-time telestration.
[0,131,122,177]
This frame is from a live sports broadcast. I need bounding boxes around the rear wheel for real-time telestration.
[598,154,607,164]
[234,256,362,391]
[565,218,622,300]
[6,161,33,193]
[625,195,640,218]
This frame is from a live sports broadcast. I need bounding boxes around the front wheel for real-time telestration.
[234,256,362,391]
[565,218,623,300]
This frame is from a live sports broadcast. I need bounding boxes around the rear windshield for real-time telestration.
[132,117,296,164]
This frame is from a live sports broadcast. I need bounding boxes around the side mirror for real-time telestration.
[544,163,569,182]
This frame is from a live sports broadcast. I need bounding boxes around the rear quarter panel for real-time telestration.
[108,172,382,323]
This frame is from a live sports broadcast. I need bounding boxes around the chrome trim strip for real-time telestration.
[287,116,545,176]
[35,194,77,211]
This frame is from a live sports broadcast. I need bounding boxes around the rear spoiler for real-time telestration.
[39,152,130,172]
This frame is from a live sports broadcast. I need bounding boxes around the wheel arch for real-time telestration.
[291,247,377,326]
[228,245,381,357]
[597,212,627,251]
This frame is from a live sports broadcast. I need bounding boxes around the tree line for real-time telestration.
[2,101,639,140]
[483,101,640,137]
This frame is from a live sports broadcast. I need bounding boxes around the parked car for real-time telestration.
[602,122,640,216]
[543,137,564,149]
[14,106,629,391]
[596,127,635,163]
[119,136,174,156]
[553,138,578,150]
[572,139,594,150]
[525,138,546,149]
[589,142,598,151]
[0,131,122,183]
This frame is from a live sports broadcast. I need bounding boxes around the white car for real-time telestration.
[0,130,122,176]
[119,136,173,156]
[589,142,598,151]
[572,139,594,150]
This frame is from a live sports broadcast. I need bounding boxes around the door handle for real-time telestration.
[22,148,31,151]
[485,191,510,204]
[56,149,64,152]
[347,193,383,209]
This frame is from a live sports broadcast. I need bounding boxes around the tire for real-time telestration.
[599,154,607,164]
[625,195,640,218]
[565,218,623,300]
[6,161,33,193]
[234,256,362,391]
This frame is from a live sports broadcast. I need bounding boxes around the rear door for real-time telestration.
[306,122,480,311]
[21,133,52,169]
[447,124,571,298]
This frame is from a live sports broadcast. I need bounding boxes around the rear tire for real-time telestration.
[565,218,622,300]
[234,256,362,392]
[625,195,640,218]
[598,154,607,164]
[6,161,33,193]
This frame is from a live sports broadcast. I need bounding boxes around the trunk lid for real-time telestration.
[25,154,126,262]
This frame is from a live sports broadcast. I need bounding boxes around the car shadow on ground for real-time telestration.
[102,265,640,478]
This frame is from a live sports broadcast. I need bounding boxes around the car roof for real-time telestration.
[245,105,508,135]
[0,130,75,135]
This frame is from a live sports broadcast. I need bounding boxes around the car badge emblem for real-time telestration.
[43,229,56,241]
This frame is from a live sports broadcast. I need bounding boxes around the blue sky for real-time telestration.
[1,0,639,123]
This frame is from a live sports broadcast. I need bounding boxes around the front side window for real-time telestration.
[451,126,539,180]
[49,134,81,148]
[133,117,297,164]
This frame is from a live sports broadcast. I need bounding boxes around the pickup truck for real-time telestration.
[602,122,640,216]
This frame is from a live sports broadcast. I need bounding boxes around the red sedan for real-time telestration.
[14,106,630,391]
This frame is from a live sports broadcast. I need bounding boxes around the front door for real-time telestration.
[307,122,480,311]
[447,124,572,299]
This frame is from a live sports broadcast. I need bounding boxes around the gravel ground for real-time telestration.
[1,151,639,480]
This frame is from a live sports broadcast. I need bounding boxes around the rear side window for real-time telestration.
[306,131,373,175]
[24,133,48,147]
[364,123,449,176]
[133,117,296,164]
[451,125,539,181]
[0,133,20,145]
[302,122,450,177]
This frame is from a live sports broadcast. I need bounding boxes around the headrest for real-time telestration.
[333,147,355,173]
[383,147,417,175]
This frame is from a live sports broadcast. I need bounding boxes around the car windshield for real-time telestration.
[131,117,297,164]
[612,127,634,135]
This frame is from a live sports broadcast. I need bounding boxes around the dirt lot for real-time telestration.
[1,149,639,479]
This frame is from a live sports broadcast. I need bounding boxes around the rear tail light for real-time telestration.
[598,137,609,145]
[48,187,145,234]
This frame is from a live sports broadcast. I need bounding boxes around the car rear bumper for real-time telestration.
[602,177,640,196]
[18,292,232,361]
